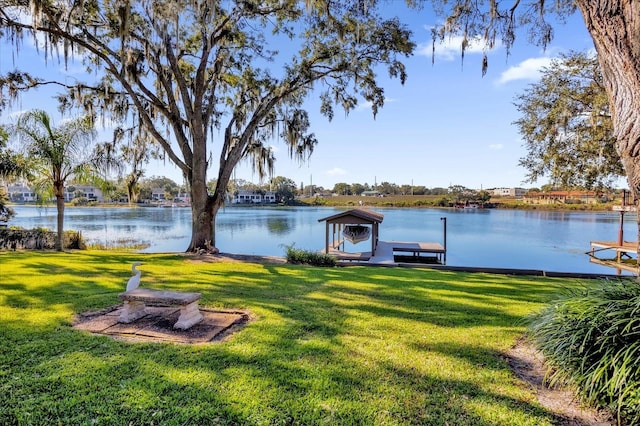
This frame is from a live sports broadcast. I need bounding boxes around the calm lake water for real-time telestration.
[8,205,638,275]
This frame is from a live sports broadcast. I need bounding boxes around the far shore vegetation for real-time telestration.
[5,190,625,212]
[296,194,622,211]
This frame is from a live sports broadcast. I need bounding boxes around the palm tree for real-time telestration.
[13,110,96,250]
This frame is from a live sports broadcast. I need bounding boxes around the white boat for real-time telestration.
[342,225,371,244]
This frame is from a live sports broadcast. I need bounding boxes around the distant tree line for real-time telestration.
[329,182,452,196]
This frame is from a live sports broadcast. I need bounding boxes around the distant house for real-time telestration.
[523,190,607,205]
[361,190,382,197]
[64,185,104,202]
[231,190,276,204]
[7,184,37,202]
[492,187,527,197]
[151,188,166,201]
[7,183,104,202]
[174,192,190,204]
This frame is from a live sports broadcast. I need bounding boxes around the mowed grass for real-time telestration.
[1,251,573,425]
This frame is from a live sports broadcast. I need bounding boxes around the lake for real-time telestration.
[7,205,638,275]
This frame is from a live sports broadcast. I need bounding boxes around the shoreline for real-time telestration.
[198,251,634,279]
[6,200,631,214]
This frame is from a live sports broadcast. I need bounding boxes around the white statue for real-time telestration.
[126,262,142,291]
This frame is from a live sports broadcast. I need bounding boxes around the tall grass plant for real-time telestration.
[527,280,640,424]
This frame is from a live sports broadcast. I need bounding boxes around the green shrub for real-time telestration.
[70,197,90,206]
[435,196,450,207]
[64,230,86,249]
[527,280,640,424]
[283,243,336,266]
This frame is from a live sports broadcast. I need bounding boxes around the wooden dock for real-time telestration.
[587,241,637,274]
[331,240,446,266]
[328,247,372,262]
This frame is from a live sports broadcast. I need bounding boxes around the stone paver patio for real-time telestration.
[73,305,250,344]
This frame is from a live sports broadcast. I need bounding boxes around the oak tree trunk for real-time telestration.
[187,162,216,252]
[187,194,216,252]
[576,1,640,273]
[186,129,222,253]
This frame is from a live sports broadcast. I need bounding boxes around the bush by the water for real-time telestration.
[283,244,336,266]
[527,280,640,424]
[0,227,86,250]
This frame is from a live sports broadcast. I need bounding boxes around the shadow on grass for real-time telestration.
[0,252,578,424]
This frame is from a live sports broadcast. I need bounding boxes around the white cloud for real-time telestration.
[325,167,347,177]
[355,98,396,112]
[489,144,503,150]
[496,57,553,84]
[355,100,373,112]
[417,35,501,61]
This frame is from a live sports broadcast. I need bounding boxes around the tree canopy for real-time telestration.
[0,0,414,251]
[514,51,622,190]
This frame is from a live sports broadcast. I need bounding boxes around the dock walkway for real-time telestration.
[587,240,637,274]
[588,241,637,262]
[331,240,446,266]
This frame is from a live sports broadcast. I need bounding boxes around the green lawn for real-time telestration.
[1,251,573,425]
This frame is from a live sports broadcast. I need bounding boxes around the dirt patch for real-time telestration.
[74,305,251,344]
[507,338,616,426]
[184,252,287,264]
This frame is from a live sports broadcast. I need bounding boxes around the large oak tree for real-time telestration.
[0,1,414,252]
[514,51,623,190]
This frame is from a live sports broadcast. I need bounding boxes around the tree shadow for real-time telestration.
[1,252,576,424]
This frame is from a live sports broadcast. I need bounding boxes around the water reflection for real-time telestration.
[7,205,637,275]
[266,217,294,235]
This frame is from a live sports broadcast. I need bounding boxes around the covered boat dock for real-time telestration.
[318,208,382,260]
[318,208,446,265]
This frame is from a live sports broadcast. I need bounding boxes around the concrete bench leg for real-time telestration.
[119,300,147,323]
[174,301,203,330]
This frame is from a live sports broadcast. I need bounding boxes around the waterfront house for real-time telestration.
[7,184,37,202]
[64,185,104,202]
[151,188,167,201]
[523,190,606,205]
[8,183,103,202]
[231,190,276,204]
[492,187,527,197]
[174,192,191,205]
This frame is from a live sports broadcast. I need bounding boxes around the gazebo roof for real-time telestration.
[318,208,384,224]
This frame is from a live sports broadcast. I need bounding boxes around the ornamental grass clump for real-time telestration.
[283,243,336,266]
[527,280,640,424]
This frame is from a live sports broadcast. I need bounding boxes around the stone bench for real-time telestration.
[118,288,203,330]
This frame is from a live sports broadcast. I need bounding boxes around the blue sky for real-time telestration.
[0,5,606,191]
